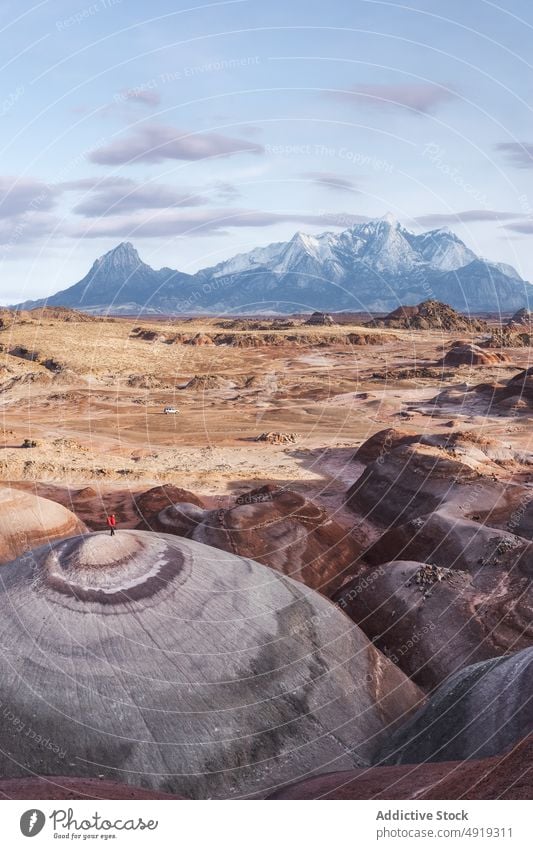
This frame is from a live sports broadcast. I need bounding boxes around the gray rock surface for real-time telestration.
[0,530,422,798]
[377,648,533,764]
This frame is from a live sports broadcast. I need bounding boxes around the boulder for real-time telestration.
[367,505,533,576]
[133,484,204,531]
[439,343,511,367]
[378,648,532,764]
[156,488,363,595]
[430,367,533,414]
[0,530,422,798]
[334,559,532,689]
[507,307,533,327]
[352,428,417,464]
[346,442,480,527]
[305,312,335,326]
[256,431,299,444]
[346,429,526,528]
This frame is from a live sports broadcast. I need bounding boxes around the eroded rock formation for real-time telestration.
[0,530,422,798]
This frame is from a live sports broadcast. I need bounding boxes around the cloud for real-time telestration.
[495,142,533,169]
[502,220,533,234]
[71,208,367,238]
[72,180,206,217]
[325,83,456,114]
[213,181,240,201]
[60,177,131,191]
[0,212,58,247]
[416,210,521,225]
[89,123,264,165]
[60,175,240,216]
[301,171,359,192]
[0,176,59,217]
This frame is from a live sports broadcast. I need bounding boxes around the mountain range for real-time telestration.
[15,215,532,314]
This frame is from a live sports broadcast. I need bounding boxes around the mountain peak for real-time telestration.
[101,241,140,260]
[92,241,143,273]
[379,212,399,226]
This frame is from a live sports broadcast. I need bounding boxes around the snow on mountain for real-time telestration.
[412,228,477,271]
[14,217,532,314]
[203,215,478,281]
[486,261,522,280]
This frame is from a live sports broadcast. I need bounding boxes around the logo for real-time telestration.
[20,809,46,837]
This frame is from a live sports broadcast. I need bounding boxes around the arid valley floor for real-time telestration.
[0,303,531,800]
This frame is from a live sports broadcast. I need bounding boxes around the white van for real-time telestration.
[164,406,179,414]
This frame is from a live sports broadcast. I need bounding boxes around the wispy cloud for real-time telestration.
[416,209,520,225]
[495,142,533,169]
[71,180,206,217]
[60,176,131,191]
[502,220,533,234]
[0,176,59,217]
[89,123,264,165]
[60,175,240,215]
[0,212,57,247]
[301,171,359,192]
[71,208,366,238]
[325,83,456,114]
[213,181,240,201]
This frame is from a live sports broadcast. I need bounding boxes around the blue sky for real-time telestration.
[1,0,532,301]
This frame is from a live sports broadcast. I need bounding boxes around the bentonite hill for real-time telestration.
[0,297,531,801]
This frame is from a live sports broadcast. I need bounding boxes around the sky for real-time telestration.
[1,0,532,302]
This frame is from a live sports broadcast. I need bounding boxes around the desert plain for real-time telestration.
[0,302,531,800]
[1,306,531,527]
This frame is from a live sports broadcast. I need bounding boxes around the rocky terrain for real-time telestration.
[0,304,530,800]
[367,299,487,332]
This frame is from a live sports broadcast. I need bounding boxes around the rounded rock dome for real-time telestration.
[0,531,421,798]
[0,486,85,563]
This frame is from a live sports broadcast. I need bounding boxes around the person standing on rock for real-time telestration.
[106,513,116,536]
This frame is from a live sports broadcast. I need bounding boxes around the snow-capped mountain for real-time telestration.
[194,215,529,312]
[14,216,531,314]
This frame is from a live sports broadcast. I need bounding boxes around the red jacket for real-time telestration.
[106,515,116,528]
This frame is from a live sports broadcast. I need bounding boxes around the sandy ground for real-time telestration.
[1,314,532,539]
